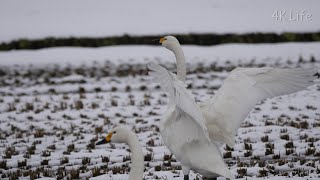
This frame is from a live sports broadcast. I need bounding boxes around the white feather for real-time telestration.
[201,67,317,147]
[148,62,210,142]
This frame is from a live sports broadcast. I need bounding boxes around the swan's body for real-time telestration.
[95,126,144,180]
[149,36,318,179]
[161,105,232,178]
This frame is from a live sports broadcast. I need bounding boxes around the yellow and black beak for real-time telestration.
[159,37,166,44]
[152,37,166,44]
[96,132,112,145]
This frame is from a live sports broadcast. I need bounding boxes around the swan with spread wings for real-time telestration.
[148,36,318,180]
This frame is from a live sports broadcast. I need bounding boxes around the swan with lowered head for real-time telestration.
[148,35,318,179]
[95,126,144,180]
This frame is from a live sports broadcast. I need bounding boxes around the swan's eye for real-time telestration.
[113,131,116,134]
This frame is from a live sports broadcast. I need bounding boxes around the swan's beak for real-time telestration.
[96,132,112,145]
[96,138,107,145]
[152,38,164,44]
[159,37,166,44]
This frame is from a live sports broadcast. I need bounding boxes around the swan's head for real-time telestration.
[159,35,180,51]
[96,126,130,145]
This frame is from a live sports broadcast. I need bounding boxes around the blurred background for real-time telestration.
[0,0,320,179]
[0,0,320,50]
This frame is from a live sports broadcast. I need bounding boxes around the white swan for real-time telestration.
[148,36,318,179]
[95,126,144,180]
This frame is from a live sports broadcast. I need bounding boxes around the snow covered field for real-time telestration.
[0,43,320,179]
[1,42,320,67]
[1,0,320,179]
[0,0,320,43]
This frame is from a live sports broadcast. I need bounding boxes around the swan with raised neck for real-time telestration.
[160,35,186,82]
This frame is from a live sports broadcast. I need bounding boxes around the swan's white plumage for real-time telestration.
[149,35,317,179]
[160,104,233,179]
[201,67,317,147]
[95,127,144,180]
[148,62,232,178]
[148,63,210,142]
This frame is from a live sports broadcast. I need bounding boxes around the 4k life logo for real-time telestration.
[272,10,312,21]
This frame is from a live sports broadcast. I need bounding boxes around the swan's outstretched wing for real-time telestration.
[148,63,209,140]
[201,67,318,147]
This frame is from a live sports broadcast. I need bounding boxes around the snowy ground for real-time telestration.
[1,42,320,67]
[0,43,320,179]
[0,0,320,43]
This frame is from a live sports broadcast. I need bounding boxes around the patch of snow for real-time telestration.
[0,42,320,67]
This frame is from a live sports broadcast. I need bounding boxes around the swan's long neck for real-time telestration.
[126,132,144,180]
[172,45,186,82]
